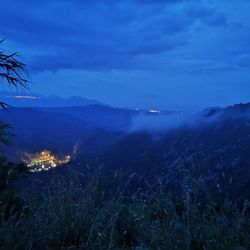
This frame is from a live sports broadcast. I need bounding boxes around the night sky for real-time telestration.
[1,0,250,110]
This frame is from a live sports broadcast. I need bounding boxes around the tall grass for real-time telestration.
[0,168,249,250]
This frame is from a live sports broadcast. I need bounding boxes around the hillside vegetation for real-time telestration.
[1,169,250,250]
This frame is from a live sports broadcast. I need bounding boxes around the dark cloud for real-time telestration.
[0,0,229,72]
[185,4,228,27]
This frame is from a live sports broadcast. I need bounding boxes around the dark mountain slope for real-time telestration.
[0,108,91,160]
[71,103,250,198]
[37,105,140,131]
[4,102,250,198]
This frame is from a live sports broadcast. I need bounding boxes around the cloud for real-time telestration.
[163,59,237,73]
[234,54,250,69]
[0,0,230,73]
[185,4,228,27]
[130,103,250,132]
[129,111,221,132]
[121,53,238,73]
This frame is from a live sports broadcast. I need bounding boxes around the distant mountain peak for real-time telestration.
[0,92,102,108]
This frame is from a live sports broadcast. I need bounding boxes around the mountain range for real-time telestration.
[1,102,250,198]
[0,92,102,108]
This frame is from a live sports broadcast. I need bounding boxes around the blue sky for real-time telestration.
[1,0,250,110]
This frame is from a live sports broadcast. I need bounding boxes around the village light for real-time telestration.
[24,150,71,172]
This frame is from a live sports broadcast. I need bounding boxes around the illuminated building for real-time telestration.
[24,150,71,172]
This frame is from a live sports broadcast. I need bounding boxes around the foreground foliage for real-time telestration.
[0,170,249,250]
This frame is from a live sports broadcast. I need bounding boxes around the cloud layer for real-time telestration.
[1,0,250,110]
[0,0,231,73]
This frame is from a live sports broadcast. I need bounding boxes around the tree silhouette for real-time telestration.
[0,39,29,107]
[0,39,30,144]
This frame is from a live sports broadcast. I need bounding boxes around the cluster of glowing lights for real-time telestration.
[147,109,161,113]
[11,95,38,99]
[24,150,71,172]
